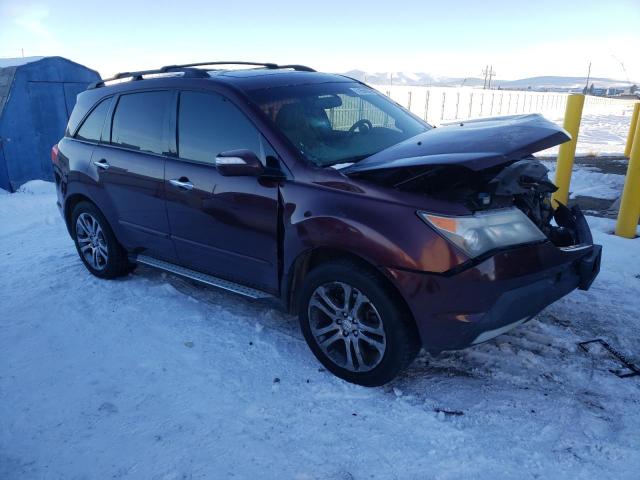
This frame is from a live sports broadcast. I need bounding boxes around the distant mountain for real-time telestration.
[493,76,634,91]
[342,70,636,91]
[344,70,444,86]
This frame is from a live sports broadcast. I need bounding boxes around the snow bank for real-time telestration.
[0,181,59,236]
[542,161,626,199]
[1,183,638,479]
[16,180,56,195]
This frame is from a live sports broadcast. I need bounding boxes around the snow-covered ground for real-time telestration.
[1,182,639,480]
[540,105,637,157]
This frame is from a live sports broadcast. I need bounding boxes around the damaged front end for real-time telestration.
[483,158,591,248]
[343,114,601,288]
[351,157,583,245]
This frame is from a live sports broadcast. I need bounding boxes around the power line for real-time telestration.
[611,55,631,85]
[584,61,592,94]
[482,65,496,89]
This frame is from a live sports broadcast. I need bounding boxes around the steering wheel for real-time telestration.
[348,119,373,136]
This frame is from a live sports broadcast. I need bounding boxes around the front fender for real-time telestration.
[280,181,468,278]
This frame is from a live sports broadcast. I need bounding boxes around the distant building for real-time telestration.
[0,56,99,191]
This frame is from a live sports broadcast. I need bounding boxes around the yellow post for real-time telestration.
[552,94,585,206]
[615,117,640,238]
[624,103,640,158]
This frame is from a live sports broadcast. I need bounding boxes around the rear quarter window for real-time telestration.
[111,91,173,155]
[74,98,112,143]
[66,93,98,136]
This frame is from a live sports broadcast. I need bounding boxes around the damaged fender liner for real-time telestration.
[554,203,601,290]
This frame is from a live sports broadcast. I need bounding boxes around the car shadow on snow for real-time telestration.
[134,265,302,342]
[131,266,638,412]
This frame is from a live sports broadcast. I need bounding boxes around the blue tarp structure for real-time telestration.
[0,56,100,192]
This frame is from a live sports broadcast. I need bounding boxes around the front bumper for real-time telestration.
[387,240,601,352]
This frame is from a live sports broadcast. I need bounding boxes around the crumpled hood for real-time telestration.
[343,114,570,174]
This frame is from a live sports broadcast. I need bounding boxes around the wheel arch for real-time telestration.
[64,193,94,235]
[284,246,415,324]
[64,193,119,244]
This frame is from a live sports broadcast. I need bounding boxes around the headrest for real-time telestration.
[275,102,306,130]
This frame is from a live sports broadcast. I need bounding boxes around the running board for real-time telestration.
[133,254,275,299]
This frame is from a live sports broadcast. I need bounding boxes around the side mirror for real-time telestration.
[215,150,264,177]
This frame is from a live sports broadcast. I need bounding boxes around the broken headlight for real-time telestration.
[417,207,547,257]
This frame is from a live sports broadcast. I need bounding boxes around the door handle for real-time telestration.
[169,178,194,190]
[94,159,110,170]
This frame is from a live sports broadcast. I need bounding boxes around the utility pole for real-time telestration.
[482,65,496,89]
[584,62,591,94]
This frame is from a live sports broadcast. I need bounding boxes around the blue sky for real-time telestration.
[1,0,639,81]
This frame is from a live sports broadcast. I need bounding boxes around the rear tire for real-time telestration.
[71,201,134,279]
[298,260,420,387]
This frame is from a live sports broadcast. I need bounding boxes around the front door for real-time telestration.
[164,91,280,293]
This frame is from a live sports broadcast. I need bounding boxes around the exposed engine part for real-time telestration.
[486,159,571,245]
[349,157,584,248]
[487,159,557,196]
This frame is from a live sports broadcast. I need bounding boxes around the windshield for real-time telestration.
[247,82,430,167]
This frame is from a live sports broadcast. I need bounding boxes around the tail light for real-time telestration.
[51,144,59,166]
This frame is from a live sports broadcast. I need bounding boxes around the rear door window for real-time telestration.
[178,91,261,164]
[111,91,173,155]
[75,98,112,143]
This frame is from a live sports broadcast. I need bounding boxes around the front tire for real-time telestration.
[298,260,420,387]
[71,201,133,279]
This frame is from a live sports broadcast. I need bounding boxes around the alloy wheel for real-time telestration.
[75,212,108,270]
[308,282,387,372]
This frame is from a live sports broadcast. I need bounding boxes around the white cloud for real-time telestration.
[13,5,51,37]
[2,3,63,55]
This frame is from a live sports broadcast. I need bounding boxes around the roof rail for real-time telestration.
[88,66,209,89]
[88,61,316,89]
[277,64,316,72]
[162,61,315,72]
[163,61,279,70]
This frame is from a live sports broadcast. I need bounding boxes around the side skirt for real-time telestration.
[131,254,275,300]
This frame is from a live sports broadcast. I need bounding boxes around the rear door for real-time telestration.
[164,90,280,292]
[91,90,177,261]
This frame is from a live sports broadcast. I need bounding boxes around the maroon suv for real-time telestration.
[52,62,601,386]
